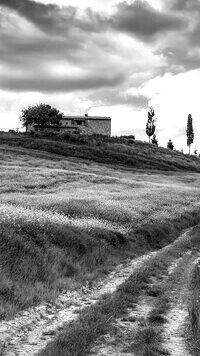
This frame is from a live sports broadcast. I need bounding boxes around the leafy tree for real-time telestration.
[186,114,194,154]
[151,133,158,146]
[20,103,64,131]
[146,107,156,144]
[167,139,174,150]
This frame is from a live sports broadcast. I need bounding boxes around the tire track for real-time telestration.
[0,252,155,356]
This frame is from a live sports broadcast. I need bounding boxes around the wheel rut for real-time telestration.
[0,252,155,355]
[0,227,199,356]
[89,229,200,356]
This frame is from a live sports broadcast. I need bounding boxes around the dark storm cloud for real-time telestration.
[157,0,200,74]
[89,89,149,108]
[169,0,200,11]
[0,0,69,34]
[0,71,125,93]
[112,1,185,39]
[115,93,149,108]
[0,0,194,97]
[0,32,81,66]
[0,0,107,35]
[0,0,186,38]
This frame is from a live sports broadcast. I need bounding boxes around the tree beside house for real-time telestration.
[20,103,64,132]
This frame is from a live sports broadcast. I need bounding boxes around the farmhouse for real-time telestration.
[28,114,111,136]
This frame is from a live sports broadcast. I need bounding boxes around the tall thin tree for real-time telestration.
[186,114,194,154]
[146,108,156,144]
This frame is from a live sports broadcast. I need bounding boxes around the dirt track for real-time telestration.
[0,252,156,355]
[0,227,199,356]
[90,229,200,356]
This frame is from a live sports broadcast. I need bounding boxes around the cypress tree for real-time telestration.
[186,114,194,154]
[146,108,156,144]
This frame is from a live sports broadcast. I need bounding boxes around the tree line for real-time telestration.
[19,103,195,154]
[146,108,195,154]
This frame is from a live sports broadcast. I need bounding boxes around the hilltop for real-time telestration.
[1,142,200,355]
[0,132,200,172]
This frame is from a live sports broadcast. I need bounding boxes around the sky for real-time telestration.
[0,0,200,152]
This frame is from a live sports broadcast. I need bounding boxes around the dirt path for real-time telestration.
[0,252,156,356]
[90,294,154,356]
[162,255,200,356]
[89,231,200,356]
[0,227,198,356]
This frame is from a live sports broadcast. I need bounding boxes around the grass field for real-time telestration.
[1,143,200,321]
[187,257,200,354]
[1,132,200,171]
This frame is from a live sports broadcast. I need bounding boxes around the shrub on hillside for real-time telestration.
[28,131,136,147]
[167,139,174,150]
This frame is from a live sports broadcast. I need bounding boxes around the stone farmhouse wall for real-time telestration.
[27,116,111,136]
[80,119,111,136]
[60,117,111,136]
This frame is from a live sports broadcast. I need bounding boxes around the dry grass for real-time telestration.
[188,260,200,355]
[1,132,200,172]
[127,325,170,356]
[1,144,200,321]
[40,229,197,356]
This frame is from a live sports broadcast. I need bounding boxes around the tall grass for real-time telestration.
[40,230,196,356]
[188,259,200,353]
[1,144,200,319]
[1,132,200,171]
[0,218,127,320]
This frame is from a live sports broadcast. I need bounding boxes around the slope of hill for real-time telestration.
[1,141,200,355]
[0,132,200,172]
[0,142,200,321]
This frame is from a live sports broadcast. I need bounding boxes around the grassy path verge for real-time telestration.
[37,226,200,356]
[160,251,198,356]
[0,252,155,355]
[90,231,200,356]
[186,251,200,355]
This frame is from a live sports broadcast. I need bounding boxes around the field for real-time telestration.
[1,142,200,355]
[1,132,200,171]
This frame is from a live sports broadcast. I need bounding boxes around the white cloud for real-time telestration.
[142,69,200,152]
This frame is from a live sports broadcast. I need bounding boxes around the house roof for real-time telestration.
[62,116,111,121]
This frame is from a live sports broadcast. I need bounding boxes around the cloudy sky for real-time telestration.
[0,0,200,152]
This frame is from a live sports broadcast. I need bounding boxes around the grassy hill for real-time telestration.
[0,132,200,172]
[1,141,200,322]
